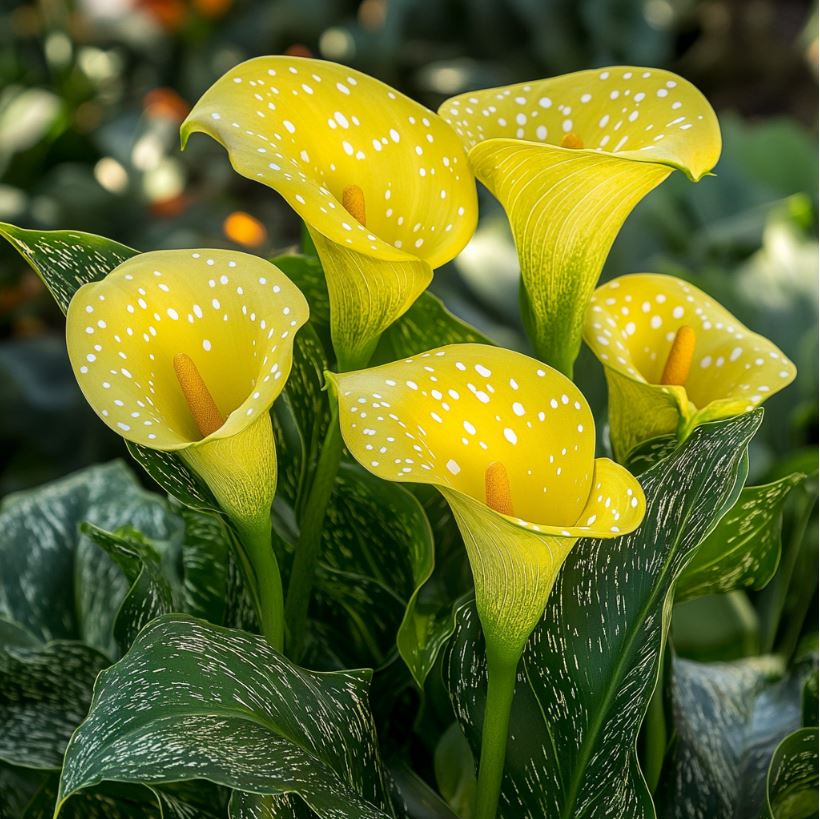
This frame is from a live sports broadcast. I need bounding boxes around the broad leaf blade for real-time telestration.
[309,463,436,681]
[677,473,804,601]
[0,642,108,769]
[80,523,181,653]
[445,411,762,818]
[0,461,180,655]
[656,654,814,817]
[57,616,395,818]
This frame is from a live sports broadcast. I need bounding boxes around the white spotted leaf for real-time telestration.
[79,522,181,654]
[57,616,396,819]
[0,222,135,313]
[655,653,816,818]
[0,642,108,770]
[307,463,437,682]
[763,728,819,819]
[0,461,181,656]
[444,411,762,818]
[676,472,805,601]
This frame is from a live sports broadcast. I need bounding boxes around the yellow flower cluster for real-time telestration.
[62,57,795,819]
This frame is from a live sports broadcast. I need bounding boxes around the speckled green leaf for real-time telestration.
[57,616,395,819]
[0,641,108,769]
[272,322,332,513]
[655,654,815,818]
[80,523,181,654]
[764,728,819,819]
[375,290,493,362]
[229,790,313,818]
[0,461,180,657]
[177,504,230,625]
[444,411,761,819]
[677,473,805,602]
[12,774,226,819]
[0,223,135,313]
[308,463,437,682]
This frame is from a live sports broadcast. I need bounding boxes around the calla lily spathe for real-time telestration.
[182,56,477,370]
[329,343,645,656]
[584,273,796,462]
[66,248,309,540]
[439,67,721,375]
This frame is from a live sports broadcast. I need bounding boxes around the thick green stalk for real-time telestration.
[285,406,344,659]
[236,515,285,653]
[473,643,519,819]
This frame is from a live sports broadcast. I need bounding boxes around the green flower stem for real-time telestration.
[236,515,285,653]
[285,405,345,660]
[474,642,519,819]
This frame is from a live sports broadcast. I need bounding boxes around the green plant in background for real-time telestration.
[0,40,816,819]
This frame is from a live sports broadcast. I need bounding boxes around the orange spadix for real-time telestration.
[342,184,366,226]
[560,132,584,149]
[485,462,514,516]
[173,353,225,437]
[660,325,696,386]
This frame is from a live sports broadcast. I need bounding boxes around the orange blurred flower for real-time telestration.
[223,211,267,248]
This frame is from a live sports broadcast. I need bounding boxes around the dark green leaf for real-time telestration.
[670,591,760,662]
[389,762,461,819]
[764,728,819,819]
[622,434,678,475]
[0,641,108,769]
[0,461,180,656]
[272,322,331,512]
[444,411,762,818]
[58,616,395,818]
[656,653,814,818]
[308,464,436,680]
[229,790,314,818]
[434,723,475,818]
[80,523,181,653]
[375,290,493,362]
[677,473,804,602]
[178,504,230,626]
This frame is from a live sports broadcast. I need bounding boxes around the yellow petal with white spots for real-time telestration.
[577,457,646,536]
[439,66,720,375]
[331,343,645,655]
[330,343,644,535]
[66,249,309,451]
[584,273,796,460]
[183,56,477,368]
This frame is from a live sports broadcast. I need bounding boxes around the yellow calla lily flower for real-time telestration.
[584,273,796,462]
[330,343,645,648]
[66,249,309,649]
[330,343,645,819]
[182,56,477,370]
[438,67,721,375]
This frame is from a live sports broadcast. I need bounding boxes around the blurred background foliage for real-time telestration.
[0,1,817,651]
